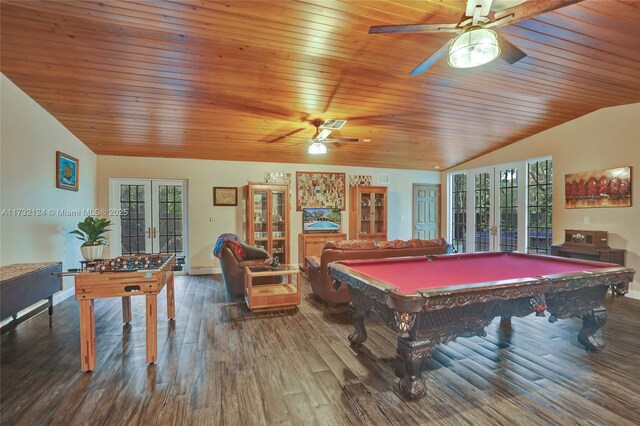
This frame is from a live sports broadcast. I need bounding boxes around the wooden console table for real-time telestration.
[0,262,62,332]
[298,232,346,271]
[550,244,626,266]
[551,244,627,295]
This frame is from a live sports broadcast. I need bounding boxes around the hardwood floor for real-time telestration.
[1,275,640,425]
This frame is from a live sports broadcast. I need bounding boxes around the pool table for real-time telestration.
[328,252,635,400]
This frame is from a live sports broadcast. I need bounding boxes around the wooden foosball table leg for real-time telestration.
[122,297,132,324]
[79,299,96,372]
[146,294,157,364]
[167,273,175,320]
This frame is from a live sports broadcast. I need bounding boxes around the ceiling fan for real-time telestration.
[369,0,582,74]
[307,119,372,154]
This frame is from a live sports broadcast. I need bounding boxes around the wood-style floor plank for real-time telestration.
[1,274,640,425]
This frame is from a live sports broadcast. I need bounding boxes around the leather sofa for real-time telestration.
[306,238,449,305]
[219,241,279,296]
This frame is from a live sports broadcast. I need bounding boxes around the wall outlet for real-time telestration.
[583,216,590,224]
[209,217,214,222]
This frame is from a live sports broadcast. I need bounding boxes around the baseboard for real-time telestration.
[190,267,219,275]
[53,287,75,305]
[626,289,639,300]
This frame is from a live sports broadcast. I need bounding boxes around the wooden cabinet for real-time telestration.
[298,232,347,271]
[349,186,388,241]
[244,182,290,264]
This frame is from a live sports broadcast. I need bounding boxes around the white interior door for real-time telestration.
[413,184,439,239]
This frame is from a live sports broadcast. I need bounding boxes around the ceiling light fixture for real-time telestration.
[448,27,500,69]
[308,142,327,155]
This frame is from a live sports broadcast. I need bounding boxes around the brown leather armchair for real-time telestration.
[219,241,279,296]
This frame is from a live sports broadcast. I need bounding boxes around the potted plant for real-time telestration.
[70,216,112,261]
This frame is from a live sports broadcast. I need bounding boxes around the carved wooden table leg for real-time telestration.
[167,273,176,320]
[79,299,96,372]
[397,338,433,400]
[146,294,158,364]
[578,307,607,351]
[348,304,368,346]
[121,296,132,324]
[500,316,512,329]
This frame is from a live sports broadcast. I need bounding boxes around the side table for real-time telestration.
[244,265,301,311]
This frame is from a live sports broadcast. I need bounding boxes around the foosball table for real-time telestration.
[74,254,176,372]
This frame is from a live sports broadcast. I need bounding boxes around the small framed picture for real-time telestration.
[56,151,79,191]
[213,187,238,206]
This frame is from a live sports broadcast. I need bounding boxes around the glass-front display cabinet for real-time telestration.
[349,185,388,241]
[244,182,290,264]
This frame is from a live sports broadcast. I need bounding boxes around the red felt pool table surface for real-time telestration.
[338,252,617,295]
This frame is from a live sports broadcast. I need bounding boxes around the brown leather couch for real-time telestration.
[219,241,279,296]
[306,238,449,305]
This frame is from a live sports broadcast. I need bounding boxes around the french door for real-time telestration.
[467,164,525,252]
[109,178,188,270]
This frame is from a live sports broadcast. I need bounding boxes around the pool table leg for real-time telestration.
[397,338,433,400]
[348,305,368,346]
[578,307,607,352]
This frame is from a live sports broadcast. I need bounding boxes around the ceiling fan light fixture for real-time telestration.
[448,27,500,69]
[308,142,327,155]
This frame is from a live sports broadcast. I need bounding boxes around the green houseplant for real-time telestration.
[70,216,112,261]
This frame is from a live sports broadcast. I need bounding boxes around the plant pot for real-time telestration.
[81,245,104,261]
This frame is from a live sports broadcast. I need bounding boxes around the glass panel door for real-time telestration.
[497,167,519,252]
[359,191,372,235]
[271,190,286,264]
[252,190,268,251]
[373,192,385,234]
[153,182,185,258]
[473,171,493,252]
[110,178,188,271]
[114,180,152,255]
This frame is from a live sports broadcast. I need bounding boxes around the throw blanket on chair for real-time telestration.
[213,233,246,259]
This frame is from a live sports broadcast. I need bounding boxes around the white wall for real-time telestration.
[441,103,640,299]
[1,74,98,292]
[97,156,440,272]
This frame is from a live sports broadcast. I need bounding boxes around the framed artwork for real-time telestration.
[296,171,346,211]
[565,166,631,209]
[56,151,79,191]
[213,187,238,206]
[349,175,372,187]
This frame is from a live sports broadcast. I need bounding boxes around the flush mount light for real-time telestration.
[308,142,327,155]
[448,27,500,69]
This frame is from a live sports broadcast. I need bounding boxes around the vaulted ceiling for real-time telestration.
[1,1,639,170]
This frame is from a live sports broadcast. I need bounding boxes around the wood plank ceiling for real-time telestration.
[1,1,640,170]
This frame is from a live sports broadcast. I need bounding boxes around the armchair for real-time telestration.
[219,241,280,296]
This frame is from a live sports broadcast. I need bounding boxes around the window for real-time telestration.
[451,174,467,253]
[527,159,553,254]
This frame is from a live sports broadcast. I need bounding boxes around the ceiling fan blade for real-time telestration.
[324,137,371,143]
[409,39,453,75]
[369,23,461,34]
[486,0,583,29]
[498,35,527,64]
[265,127,305,143]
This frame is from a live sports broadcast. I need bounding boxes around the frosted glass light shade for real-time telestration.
[448,28,500,69]
[308,142,327,154]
